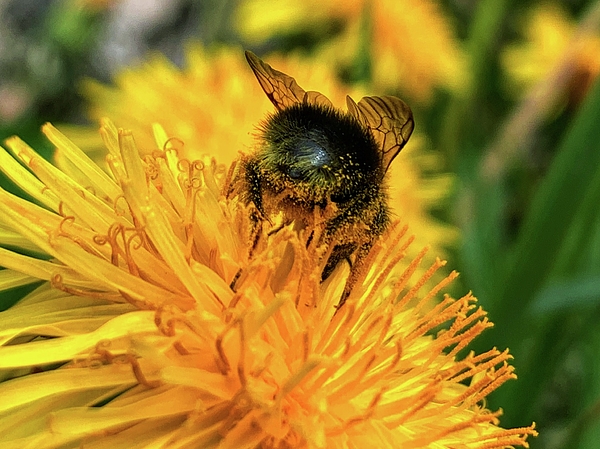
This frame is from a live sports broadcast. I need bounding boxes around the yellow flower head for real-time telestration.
[0,118,537,447]
[502,3,600,102]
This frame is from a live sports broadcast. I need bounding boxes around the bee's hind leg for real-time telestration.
[334,241,374,311]
[321,242,357,282]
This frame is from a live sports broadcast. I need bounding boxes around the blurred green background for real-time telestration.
[1,0,599,448]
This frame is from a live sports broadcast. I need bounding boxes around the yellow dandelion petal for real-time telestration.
[44,123,121,200]
[0,224,44,253]
[0,143,61,210]
[0,269,39,292]
[0,311,159,369]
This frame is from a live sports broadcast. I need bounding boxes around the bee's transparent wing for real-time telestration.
[245,51,333,110]
[245,51,306,110]
[345,96,366,127]
[303,91,333,108]
[346,95,414,172]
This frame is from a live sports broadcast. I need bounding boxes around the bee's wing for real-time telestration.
[304,90,333,108]
[245,51,333,110]
[346,95,414,172]
[245,51,306,110]
[345,95,364,126]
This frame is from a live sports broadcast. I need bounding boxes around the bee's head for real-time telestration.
[257,102,383,203]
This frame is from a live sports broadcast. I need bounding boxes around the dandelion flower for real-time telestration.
[502,3,600,105]
[0,121,537,447]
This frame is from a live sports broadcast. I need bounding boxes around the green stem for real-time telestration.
[440,0,512,163]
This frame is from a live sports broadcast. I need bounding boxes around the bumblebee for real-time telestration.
[233,51,414,307]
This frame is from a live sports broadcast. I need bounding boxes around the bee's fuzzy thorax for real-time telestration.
[256,102,383,197]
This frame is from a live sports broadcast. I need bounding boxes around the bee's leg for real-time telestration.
[322,242,357,282]
[229,269,242,291]
[244,158,265,217]
[230,210,263,292]
[267,222,286,237]
[229,159,268,293]
[337,208,389,310]
[223,159,239,198]
[335,241,374,311]
[305,229,315,248]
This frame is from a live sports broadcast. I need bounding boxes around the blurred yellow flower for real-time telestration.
[79,45,258,164]
[0,121,536,448]
[73,44,457,277]
[234,0,467,102]
[502,3,600,104]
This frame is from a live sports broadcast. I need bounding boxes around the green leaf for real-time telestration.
[531,275,600,314]
[500,76,600,322]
